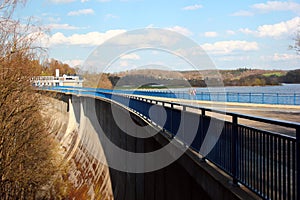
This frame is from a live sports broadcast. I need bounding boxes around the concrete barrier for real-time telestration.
[60,94,257,200]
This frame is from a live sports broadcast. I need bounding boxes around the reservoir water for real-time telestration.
[195,83,300,94]
[140,84,300,105]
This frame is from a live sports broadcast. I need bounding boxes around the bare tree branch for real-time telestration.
[0,1,71,199]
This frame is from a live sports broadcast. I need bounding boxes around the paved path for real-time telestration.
[133,95,300,136]
[195,100,300,122]
[196,101,300,136]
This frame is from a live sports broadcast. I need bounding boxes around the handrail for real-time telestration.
[122,93,300,130]
[132,89,300,105]
[42,86,300,200]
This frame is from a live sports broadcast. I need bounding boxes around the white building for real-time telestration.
[32,69,83,87]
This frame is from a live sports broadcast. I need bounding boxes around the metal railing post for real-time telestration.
[297,127,300,200]
[200,108,206,160]
[232,115,239,185]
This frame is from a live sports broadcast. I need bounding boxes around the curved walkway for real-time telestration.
[133,95,300,136]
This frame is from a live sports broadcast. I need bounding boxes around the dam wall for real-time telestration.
[46,93,256,200]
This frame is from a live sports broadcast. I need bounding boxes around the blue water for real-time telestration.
[148,84,300,105]
[198,84,300,94]
[167,84,300,94]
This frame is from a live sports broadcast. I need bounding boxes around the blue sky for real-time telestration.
[14,0,300,71]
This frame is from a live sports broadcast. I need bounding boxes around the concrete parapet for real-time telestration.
[49,93,258,200]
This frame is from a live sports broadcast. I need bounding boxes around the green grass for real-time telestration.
[263,72,284,77]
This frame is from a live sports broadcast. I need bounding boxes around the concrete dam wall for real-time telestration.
[46,95,113,199]
[47,93,254,200]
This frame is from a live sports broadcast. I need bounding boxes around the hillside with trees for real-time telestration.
[40,59,76,76]
[90,68,300,89]
[280,69,300,83]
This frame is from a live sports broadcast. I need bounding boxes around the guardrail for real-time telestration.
[128,90,300,105]
[119,94,299,200]
[44,86,300,200]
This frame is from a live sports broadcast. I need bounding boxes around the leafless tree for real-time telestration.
[290,31,300,54]
[0,0,70,199]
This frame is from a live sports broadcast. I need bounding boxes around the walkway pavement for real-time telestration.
[133,95,300,136]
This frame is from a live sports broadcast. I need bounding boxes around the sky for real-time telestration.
[14,0,300,72]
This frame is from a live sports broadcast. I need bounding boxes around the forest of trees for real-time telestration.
[39,59,76,76]
[280,69,300,83]
[96,68,300,89]
[23,58,76,77]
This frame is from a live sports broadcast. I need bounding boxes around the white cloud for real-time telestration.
[68,9,95,16]
[81,0,89,2]
[226,30,236,35]
[201,40,259,54]
[204,31,218,38]
[231,10,254,16]
[217,55,250,62]
[47,17,61,23]
[64,59,84,67]
[119,60,129,67]
[182,4,203,11]
[260,53,300,62]
[166,26,193,36]
[272,53,300,61]
[231,1,300,17]
[50,32,67,45]
[146,24,155,28]
[105,14,119,20]
[42,30,126,47]
[240,17,300,38]
[252,1,300,14]
[47,23,81,30]
[120,53,140,60]
[88,29,184,48]
[48,0,75,4]
[239,28,253,35]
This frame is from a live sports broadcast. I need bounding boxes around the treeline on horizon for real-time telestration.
[92,68,300,89]
[24,57,299,88]
[223,69,300,86]
[29,58,76,77]
[222,68,300,87]
[32,62,300,88]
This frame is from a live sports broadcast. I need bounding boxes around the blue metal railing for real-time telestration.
[43,86,300,200]
[127,90,300,105]
[42,86,300,105]
[124,94,300,200]
[124,95,300,200]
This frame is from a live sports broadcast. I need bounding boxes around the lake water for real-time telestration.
[156,84,300,105]
[196,84,300,94]
[168,84,300,94]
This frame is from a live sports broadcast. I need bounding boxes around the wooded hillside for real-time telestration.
[89,68,299,89]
